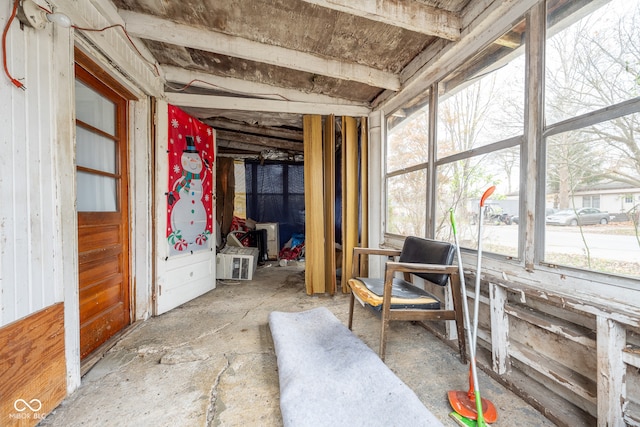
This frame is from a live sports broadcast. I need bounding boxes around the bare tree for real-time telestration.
[547,3,640,192]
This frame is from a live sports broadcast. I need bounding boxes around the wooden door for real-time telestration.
[75,61,130,360]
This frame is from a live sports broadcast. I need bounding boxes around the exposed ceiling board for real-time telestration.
[166,93,370,116]
[182,107,304,130]
[205,118,303,141]
[296,0,461,40]
[163,66,371,106]
[116,1,434,72]
[424,0,472,13]
[216,130,304,152]
[121,11,401,90]
[148,41,382,103]
[110,0,477,155]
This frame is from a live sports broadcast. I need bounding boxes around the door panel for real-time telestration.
[75,61,130,360]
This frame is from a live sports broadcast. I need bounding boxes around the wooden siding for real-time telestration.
[407,260,639,426]
[454,264,639,426]
[0,303,66,427]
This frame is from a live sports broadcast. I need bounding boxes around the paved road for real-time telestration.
[484,224,640,263]
[545,227,639,262]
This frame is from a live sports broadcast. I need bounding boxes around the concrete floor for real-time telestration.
[40,262,556,427]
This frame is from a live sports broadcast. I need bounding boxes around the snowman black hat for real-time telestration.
[184,136,199,153]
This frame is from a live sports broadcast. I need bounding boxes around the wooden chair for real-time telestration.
[347,236,466,362]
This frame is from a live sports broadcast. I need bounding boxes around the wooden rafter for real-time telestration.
[205,118,303,141]
[163,66,370,107]
[299,0,461,41]
[216,130,303,152]
[121,11,400,91]
[165,93,371,116]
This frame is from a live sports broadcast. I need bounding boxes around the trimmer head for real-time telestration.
[448,390,498,423]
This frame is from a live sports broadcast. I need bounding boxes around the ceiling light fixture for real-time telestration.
[17,0,71,30]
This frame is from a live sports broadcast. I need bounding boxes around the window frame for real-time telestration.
[383,90,433,240]
[381,0,640,286]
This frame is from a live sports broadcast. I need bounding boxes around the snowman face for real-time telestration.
[181,152,203,173]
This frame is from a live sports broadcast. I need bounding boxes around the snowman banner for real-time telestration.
[166,105,215,256]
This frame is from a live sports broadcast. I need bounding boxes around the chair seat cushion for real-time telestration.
[348,277,441,311]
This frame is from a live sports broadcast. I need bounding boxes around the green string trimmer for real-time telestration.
[448,186,498,426]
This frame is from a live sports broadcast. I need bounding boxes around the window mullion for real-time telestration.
[523,1,546,269]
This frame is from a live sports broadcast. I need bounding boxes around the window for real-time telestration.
[544,0,640,277]
[434,20,526,258]
[75,80,119,212]
[385,91,430,237]
[384,21,526,254]
[382,0,639,283]
[245,161,305,243]
[582,196,600,209]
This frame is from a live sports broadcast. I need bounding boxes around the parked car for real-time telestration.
[546,208,611,226]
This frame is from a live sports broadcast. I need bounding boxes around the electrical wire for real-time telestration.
[36,3,160,77]
[164,78,291,101]
[3,2,286,99]
[70,23,160,77]
[2,0,25,90]
[4,2,285,98]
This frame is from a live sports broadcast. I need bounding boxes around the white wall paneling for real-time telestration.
[0,5,63,325]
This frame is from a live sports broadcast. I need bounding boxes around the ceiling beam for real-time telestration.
[163,66,369,107]
[217,139,303,154]
[165,93,371,116]
[206,118,303,141]
[299,0,461,41]
[378,0,540,111]
[121,10,400,91]
[216,130,304,152]
[217,140,265,153]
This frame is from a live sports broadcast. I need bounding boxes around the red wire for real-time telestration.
[36,2,160,77]
[6,1,159,85]
[72,23,160,77]
[2,0,25,90]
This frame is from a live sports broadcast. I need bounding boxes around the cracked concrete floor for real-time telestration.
[39,262,555,427]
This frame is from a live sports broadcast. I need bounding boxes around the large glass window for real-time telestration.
[544,0,640,278]
[434,20,526,258]
[546,0,640,125]
[387,170,427,236]
[385,91,430,236]
[437,50,525,158]
[382,0,640,283]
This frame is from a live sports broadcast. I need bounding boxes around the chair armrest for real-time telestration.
[352,247,402,278]
[353,247,401,257]
[385,262,457,288]
[385,262,457,276]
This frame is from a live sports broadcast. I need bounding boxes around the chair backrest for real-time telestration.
[398,236,455,286]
